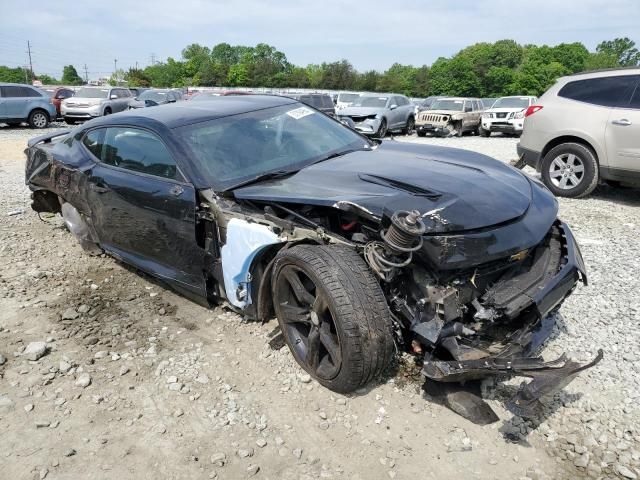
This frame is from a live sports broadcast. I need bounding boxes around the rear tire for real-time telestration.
[103,107,112,116]
[28,110,49,129]
[479,127,490,137]
[272,244,395,393]
[402,116,415,135]
[541,143,599,198]
[417,131,426,137]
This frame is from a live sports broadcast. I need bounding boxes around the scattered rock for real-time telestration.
[75,373,92,388]
[247,464,260,477]
[119,366,130,376]
[210,452,226,467]
[61,308,79,320]
[0,353,6,365]
[24,403,34,412]
[256,438,267,448]
[64,448,76,457]
[298,373,312,383]
[22,342,48,361]
[237,448,254,458]
[94,351,109,359]
[617,465,638,479]
[292,448,303,459]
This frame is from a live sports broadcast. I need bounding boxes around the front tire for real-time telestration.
[541,143,599,198]
[479,126,490,137]
[376,118,387,138]
[103,107,112,116]
[417,131,426,137]
[28,110,49,129]
[272,245,395,393]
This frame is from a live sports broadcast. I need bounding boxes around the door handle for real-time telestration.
[169,185,184,196]
[90,183,110,193]
[612,119,632,126]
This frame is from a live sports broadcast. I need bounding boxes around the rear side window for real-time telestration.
[321,95,334,108]
[1,86,41,98]
[101,127,178,179]
[558,75,639,107]
[630,86,640,109]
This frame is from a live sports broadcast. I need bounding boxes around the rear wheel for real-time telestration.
[541,143,599,198]
[28,110,49,129]
[103,107,112,116]
[417,131,426,137]
[272,245,395,393]
[402,116,415,135]
[479,126,490,137]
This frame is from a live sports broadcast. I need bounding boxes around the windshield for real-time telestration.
[176,103,371,190]
[139,90,168,102]
[491,97,531,109]
[351,96,388,108]
[337,93,359,103]
[75,88,109,99]
[429,99,464,111]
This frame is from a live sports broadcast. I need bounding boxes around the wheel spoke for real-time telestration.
[573,164,584,173]
[550,170,563,178]
[552,158,565,169]
[559,176,569,188]
[566,154,576,166]
[279,303,311,325]
[305,328,320,369]
[283,269,315,306]
[319,323,341,365]
[569,174,581,186]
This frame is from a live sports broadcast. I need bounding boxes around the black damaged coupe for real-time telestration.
[25,95,600,420]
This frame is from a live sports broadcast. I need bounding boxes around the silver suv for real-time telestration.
[61,87,132,124]
[517,68,640,197]
[336,94,415,137]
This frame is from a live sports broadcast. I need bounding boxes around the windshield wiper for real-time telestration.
[309,146,370,166]
[225,170,299,191]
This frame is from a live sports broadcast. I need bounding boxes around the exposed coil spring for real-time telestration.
[365,210,427,280]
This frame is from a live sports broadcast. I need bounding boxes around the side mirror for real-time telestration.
[389,104,398,110]
[110,94,118,99]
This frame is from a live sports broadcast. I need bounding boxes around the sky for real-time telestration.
[1,0,638,80]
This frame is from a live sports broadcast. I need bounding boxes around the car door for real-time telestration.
[115,89,130,112]
[387,96,402,128]
[81,126,206,296]
[605,78,640,174]
[0,86,28,119]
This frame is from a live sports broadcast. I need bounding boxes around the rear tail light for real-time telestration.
[524,105,543,117]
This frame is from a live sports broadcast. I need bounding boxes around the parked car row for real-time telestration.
[0,84,189,128]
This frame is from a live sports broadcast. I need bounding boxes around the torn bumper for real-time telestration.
[422,222,600,417]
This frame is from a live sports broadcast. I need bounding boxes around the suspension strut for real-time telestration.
[365,210,426,281]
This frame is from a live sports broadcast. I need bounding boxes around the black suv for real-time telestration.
[285,93,335,117]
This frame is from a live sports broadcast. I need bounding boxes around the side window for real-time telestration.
[23,87,41,97]
[630,86,640,109]
[101,127,178,180]
[1,86,23,97]
[464,100,471,111]
[558,75,639,107]
[82,129,106,159]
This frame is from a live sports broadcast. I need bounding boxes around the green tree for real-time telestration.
[596,37,640,66]
[356,70,380,92]
[227,63,248,86]
[376,63,417,95]
[585,52,619,70]
[108,68,126,86]
[320,60,357,90]
[124,68,151,87]
[36,74,59,85]
[61,65,84,85]
[429,56,481,96]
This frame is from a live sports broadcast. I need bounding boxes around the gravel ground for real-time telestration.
[1,124,639,479]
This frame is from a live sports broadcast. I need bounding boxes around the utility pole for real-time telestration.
[135,61,139,70]
[150,53,156,65]
[114,58,118,73]
[26,41,34,78]
[84,64,89,84]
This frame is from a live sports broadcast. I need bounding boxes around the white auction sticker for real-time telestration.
[286,107,314,120]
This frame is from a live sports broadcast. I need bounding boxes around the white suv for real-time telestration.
[517,69,640,198]
[480,96,537,137]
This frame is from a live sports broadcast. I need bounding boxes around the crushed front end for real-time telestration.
[362,209,601,419]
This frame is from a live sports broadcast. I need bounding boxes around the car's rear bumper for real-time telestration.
[517,143,542,171]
